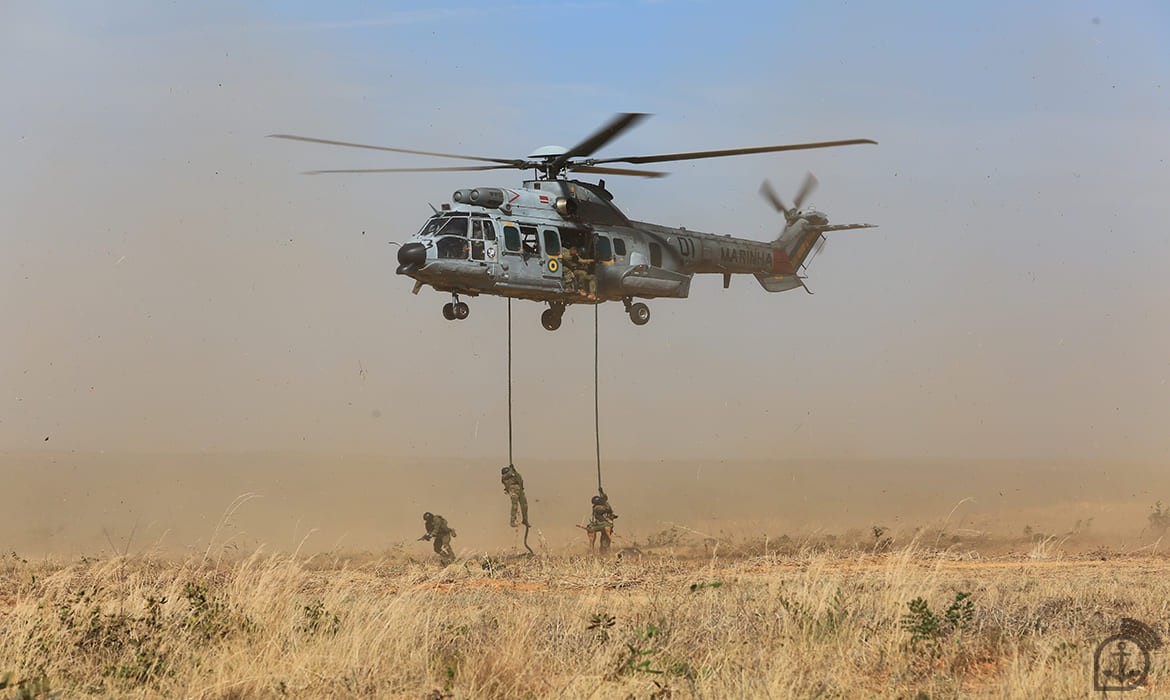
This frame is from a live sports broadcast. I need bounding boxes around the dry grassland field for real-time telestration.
[6,2,1170,699]
[3,453,1170,699]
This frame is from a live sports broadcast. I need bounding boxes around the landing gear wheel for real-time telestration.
[442,303,456,320]
[541,308,563,331]
[628,302,650,326]
[453,302,470,320]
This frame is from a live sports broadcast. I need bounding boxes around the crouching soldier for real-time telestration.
[420,512,456,565]
[500,464,529,528]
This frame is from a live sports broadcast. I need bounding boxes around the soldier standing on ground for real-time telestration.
[586,488,618,554]
[500,464,529,528]
[420,512,456,565]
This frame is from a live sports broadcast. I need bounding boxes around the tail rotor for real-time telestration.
[759,172,818,225]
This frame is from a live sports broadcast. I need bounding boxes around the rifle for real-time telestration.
[576,524,621,537]
[417,534,431,542]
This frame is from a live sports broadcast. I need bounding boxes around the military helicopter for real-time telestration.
[271,114,876,330]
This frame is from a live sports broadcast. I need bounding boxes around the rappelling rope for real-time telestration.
[507,298,513,466]
[594,301,603,492]
[506,298,534,555]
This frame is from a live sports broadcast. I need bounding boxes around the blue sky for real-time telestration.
[2,1,1168,464]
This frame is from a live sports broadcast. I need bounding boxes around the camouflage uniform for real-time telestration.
[586,489,617,553]
[422,512,456,565]
[561,248,581,292]
[574,251,597,298]
[500,464,529,528]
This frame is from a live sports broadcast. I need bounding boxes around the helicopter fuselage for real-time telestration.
[396,178,824,328]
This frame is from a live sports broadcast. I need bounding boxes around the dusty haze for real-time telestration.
[2,5,1168,557]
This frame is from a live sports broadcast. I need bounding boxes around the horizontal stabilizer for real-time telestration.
[755,274,804,293]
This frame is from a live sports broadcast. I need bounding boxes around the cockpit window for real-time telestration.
[436,216,468,237]
[437,236,468,259]
[472,218,497,241]
[417,217,442,237]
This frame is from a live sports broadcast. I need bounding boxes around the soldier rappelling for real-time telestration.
[500,464,529,528]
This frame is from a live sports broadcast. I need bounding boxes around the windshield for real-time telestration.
[416,214,469,239]
[416,216,441,238]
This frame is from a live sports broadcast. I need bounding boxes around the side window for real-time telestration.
[649,242,662,267]
[613,238,627,257]
[503,224,521,253]
[595,236,613,262]
[519,225,540,256]
[471,240,485,260]
[482,220,496,241]
[471,219,484,240]
[542,229,561,256]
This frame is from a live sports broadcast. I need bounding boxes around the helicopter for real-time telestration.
[270,113,876,330]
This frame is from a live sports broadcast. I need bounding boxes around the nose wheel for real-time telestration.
[442,295,470,321]
[622,297,650,326]
[541,303,565,331]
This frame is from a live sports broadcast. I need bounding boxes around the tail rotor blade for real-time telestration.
[759,179,791,218]
[793,172,818,212]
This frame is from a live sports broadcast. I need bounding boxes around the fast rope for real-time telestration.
[594,301,603,492]
[506,298,534,555]
[507,298,513,466]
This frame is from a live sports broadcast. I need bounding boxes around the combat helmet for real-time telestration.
[591,495,604,505]
[423,512,433,520]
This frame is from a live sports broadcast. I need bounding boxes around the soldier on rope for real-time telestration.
[500,464,529,528]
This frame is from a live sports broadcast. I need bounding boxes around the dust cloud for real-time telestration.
[2,6,1168,559]
[4,450,1166,558]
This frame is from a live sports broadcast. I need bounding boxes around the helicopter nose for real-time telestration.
[396,242,426,274]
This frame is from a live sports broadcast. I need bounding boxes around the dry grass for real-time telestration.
[1,543,1167,699]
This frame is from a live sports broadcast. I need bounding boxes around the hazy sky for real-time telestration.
[3,1,1169,464]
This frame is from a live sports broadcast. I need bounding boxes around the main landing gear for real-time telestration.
[623,297,650,326]
[539,299,651,331]
[442,293,470,321]
[541,302,565,331]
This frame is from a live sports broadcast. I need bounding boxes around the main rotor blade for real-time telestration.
[303,165,520,175]
[268,134,523,167]
[548,113,650,173]
[758,179,791,217]
[818,223,878,232]
[592,138,877,166]
[571,164,668,179]
[792,173,818,211]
